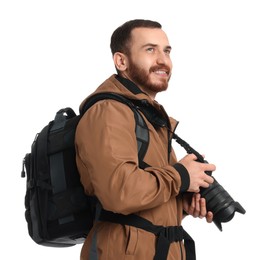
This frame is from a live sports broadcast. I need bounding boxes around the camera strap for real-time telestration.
[132,98,206,163]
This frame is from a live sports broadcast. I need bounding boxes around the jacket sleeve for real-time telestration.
[75,100,188,215]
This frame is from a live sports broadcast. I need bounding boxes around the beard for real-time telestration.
[126,59,171,94]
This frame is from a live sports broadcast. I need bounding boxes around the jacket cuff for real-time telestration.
[173,163,190,192]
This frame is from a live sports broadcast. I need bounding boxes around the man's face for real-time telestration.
[121,28,172,98]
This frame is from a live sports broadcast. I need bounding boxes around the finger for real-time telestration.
[188,153,198,161]
[206,211,213,223]
[182,199,189,213]
[200,180,210,189]
[189,194,196,215]
[204,175,214,185]
[199,198,207,218]
[192,194,201,218]
[205,163,216,172]
[195,194,201,213]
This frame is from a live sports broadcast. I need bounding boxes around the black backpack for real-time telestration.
[21,92,149,247]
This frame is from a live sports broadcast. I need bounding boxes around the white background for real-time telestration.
[1,0,271,259]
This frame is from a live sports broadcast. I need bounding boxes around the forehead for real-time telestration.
[130,27,170,48]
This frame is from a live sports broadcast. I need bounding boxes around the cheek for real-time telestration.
[130,54,153,70]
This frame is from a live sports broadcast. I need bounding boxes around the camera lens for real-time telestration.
[200,178,246,231]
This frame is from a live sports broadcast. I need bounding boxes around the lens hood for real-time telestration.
[200,177,246,231]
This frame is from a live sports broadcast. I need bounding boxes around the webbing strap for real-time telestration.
[99,209,196,260]
[49,110,75,225]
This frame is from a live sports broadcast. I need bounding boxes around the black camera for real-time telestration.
[173,134,246,231]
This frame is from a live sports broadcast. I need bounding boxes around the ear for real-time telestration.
[113,52,127,72]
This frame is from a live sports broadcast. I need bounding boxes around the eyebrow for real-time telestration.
[142,43,172,51]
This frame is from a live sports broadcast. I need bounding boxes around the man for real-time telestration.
[75,19,216,260]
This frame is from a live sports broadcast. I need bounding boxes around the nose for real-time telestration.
[156,50,171,66]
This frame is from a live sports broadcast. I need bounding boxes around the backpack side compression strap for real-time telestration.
[49,108,78,225]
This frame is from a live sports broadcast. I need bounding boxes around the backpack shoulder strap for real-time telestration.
[81,92,149,169]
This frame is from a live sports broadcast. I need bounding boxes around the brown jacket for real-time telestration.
[75,75,189,260]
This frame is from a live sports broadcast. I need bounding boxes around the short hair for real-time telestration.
[110,19,162,56]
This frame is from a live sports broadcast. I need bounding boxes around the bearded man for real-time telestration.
[75,19,216,260]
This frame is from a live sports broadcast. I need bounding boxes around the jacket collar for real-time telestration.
[115,74,146,96]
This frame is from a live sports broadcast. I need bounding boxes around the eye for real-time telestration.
[146,47,155,53]
[164,48,171,55]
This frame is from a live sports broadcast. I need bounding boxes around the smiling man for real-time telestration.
[113,25,172,98]
[75,19,216,260]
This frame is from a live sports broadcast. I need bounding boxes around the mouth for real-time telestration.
[152,67,170,77]
[154,70,168,75]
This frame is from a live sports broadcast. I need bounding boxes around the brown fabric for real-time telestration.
[75,74,186,260]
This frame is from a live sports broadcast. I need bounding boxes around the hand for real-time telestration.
[179,154,216,193]
[183,193,213,223]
